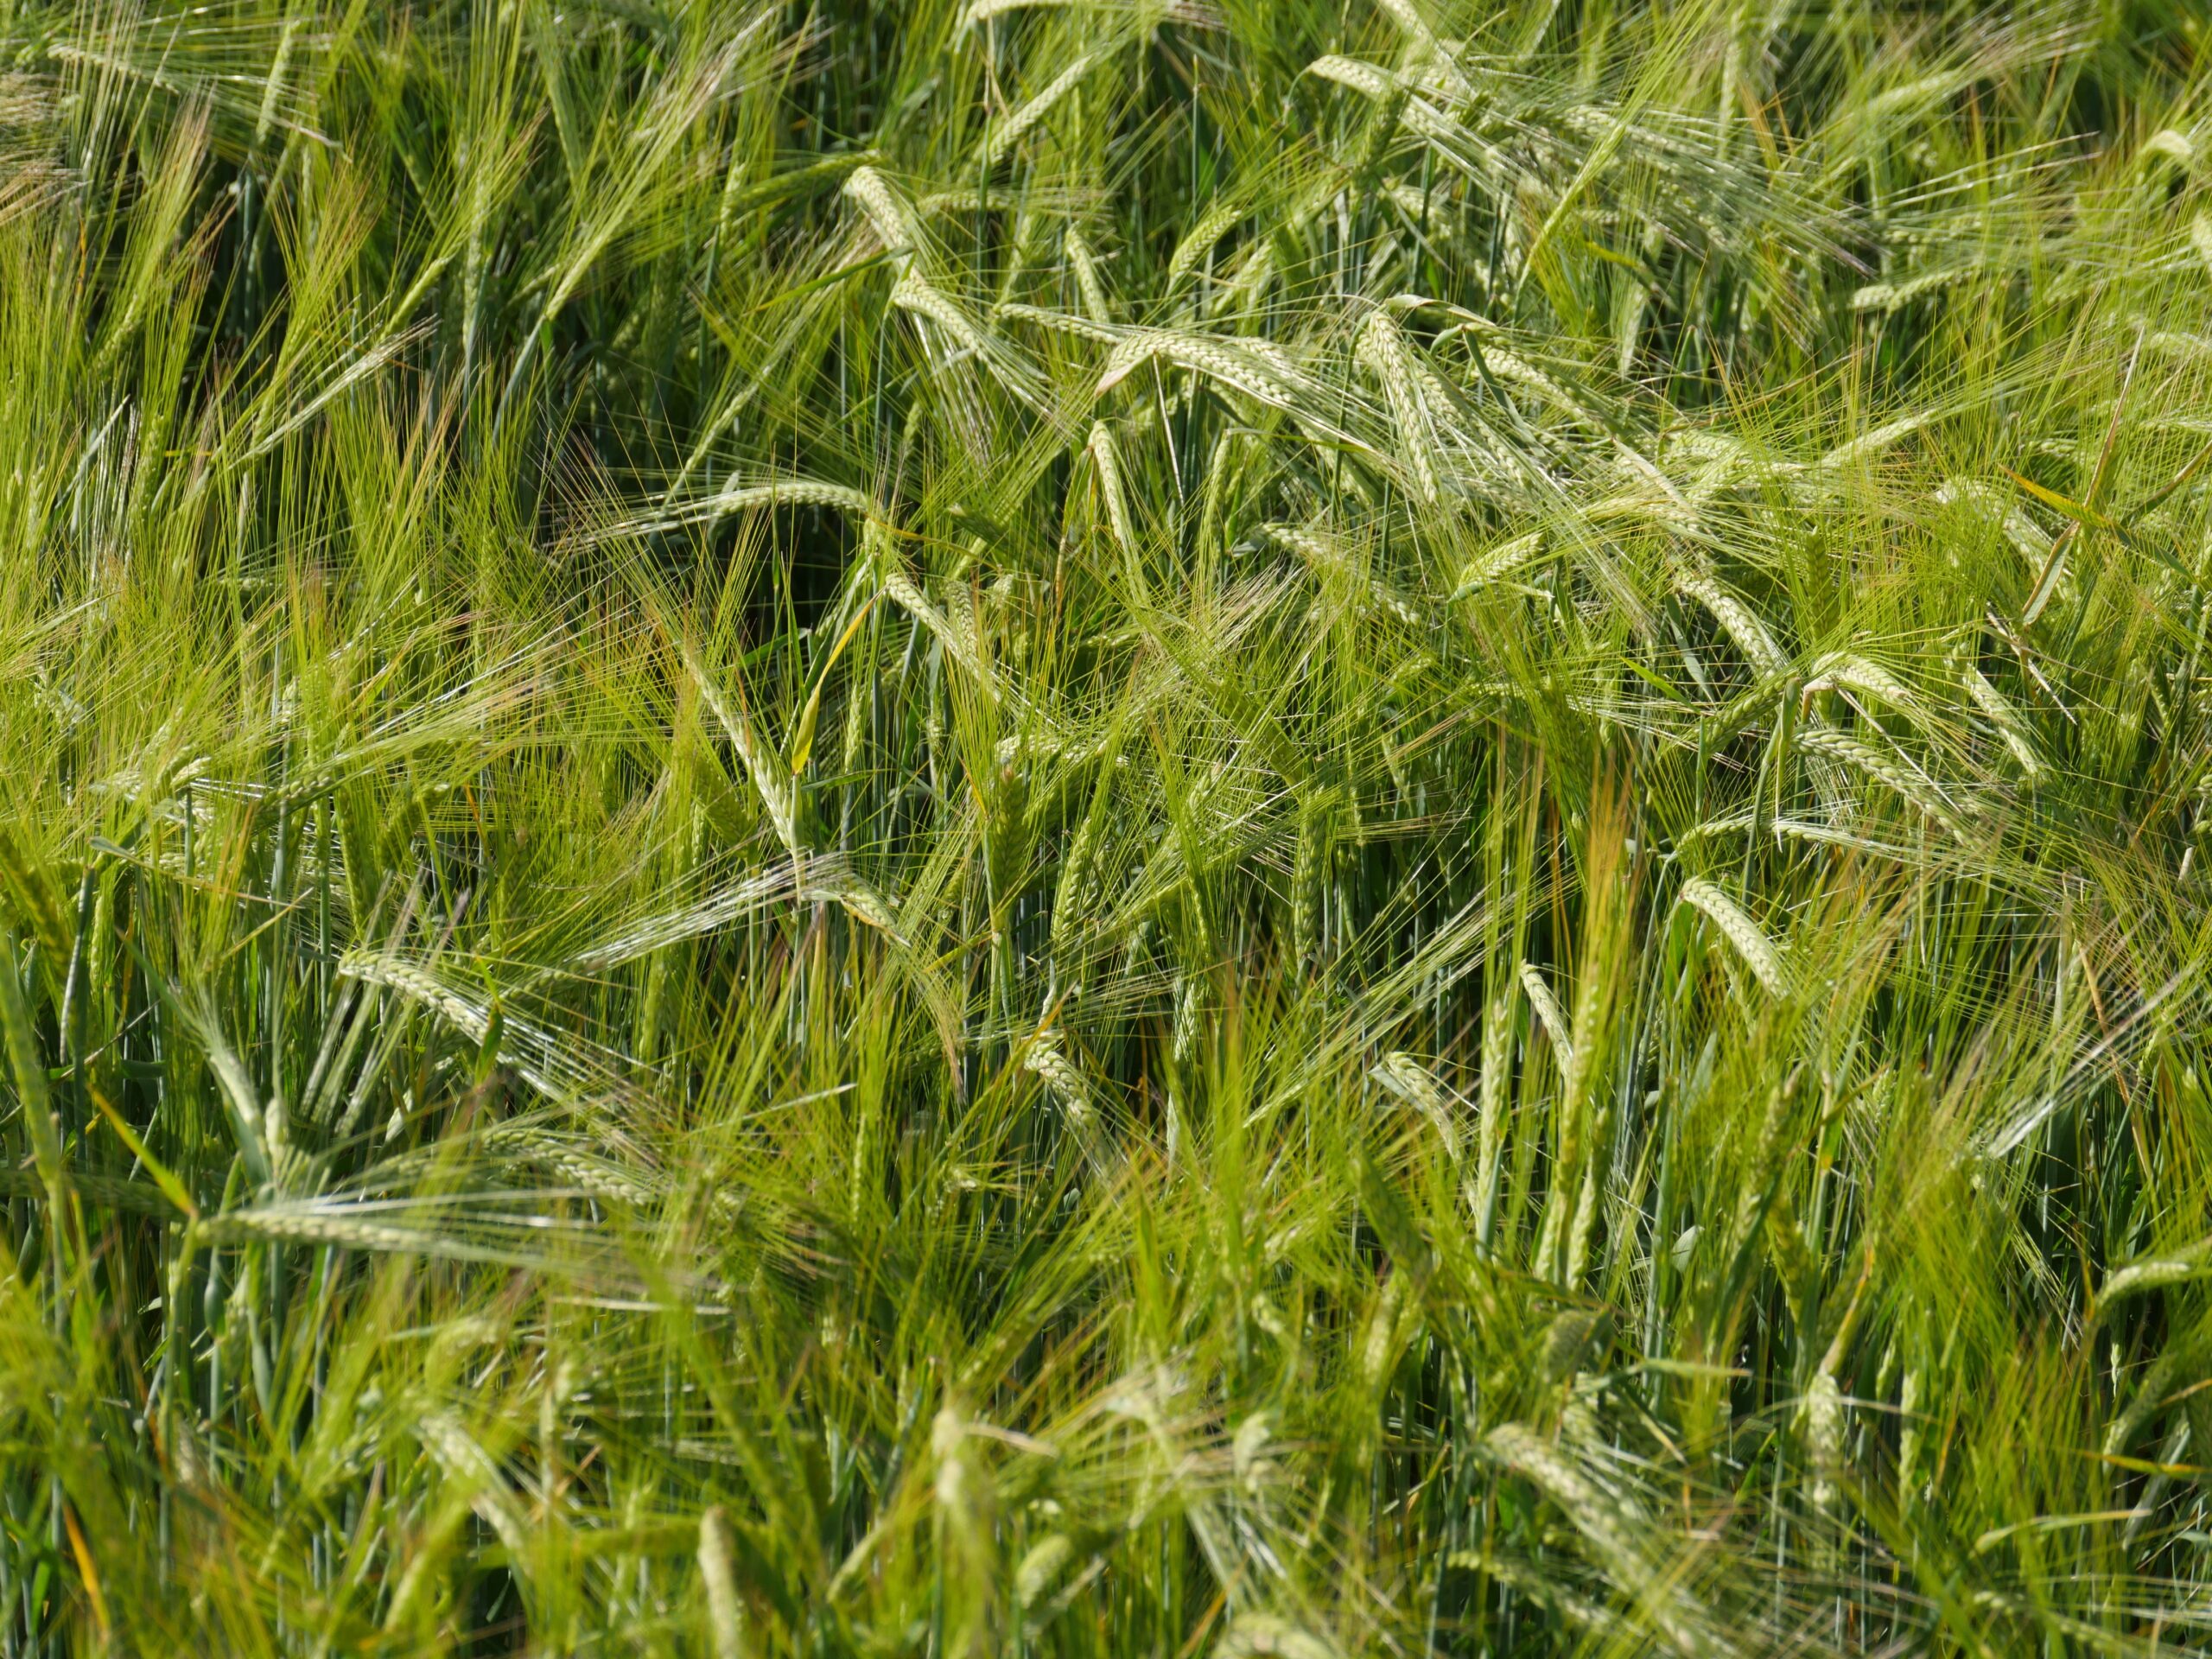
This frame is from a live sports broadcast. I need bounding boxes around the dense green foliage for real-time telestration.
[4,0,2212,1649]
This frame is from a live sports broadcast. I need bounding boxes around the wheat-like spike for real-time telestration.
[699,1509,745,1659]
[1674,569,1787,673]
[0,825,72,969]
[588,479,870,544]
[336,954,486,1044]
[1565,1159,1602,1290]
[1165,194,1244,292]
[893,268,985,355]
[1372,0,1474,102]
[1213,229,1280,317]
[1681,812,1937,865]
[984,49,1102,166]
[1468,983,1514,1241]
[1452,531,1544,595]
[1172,974,1202,1065]
[1450,1548,1612,1634]
[1024,1028,1092,1123]
[2104,1340,2206,1460]
[809,866,904,940]
[963,0,1221,24]
[2098,1239,2212,1308]
[1678,877,1788,995]
[1217,1615,1344,1659]
[872,524,991,684]
[1802,652,1928,727]
[337,953,632,1103]
[1801,1369,1846,1513]
[1014,1534,1076,1610]
[1357,308,1443,505]
[1159,332,1311,410]
[1795,723,1969,840]
[1096,329,1160,395]
[880,564,950,652]
[1359,1269,1408,1390]
[1383,180,1472,240]
[197,1203,604,1271]
[477,1127,661,1209]
[419,1409,531,1560]
[1101,327,1330,428]
[1519,962,1573,1066]
[1291,845,1320,962]
[1292,791,1331,962]
[1850,267,1968,314]
[2144,127,2195,167]
[912,183,1084,219]
[1089,421,1137,554]
[1481,1422,1722,1659]
[1265,522,1424,627]
[717,478,868,514]
[1306,54,1465,149]
[1411,302,1592,413]
[1935,478,2054,568]
[1306,53,1392,99]
[1820,411,1930,471]
[1373,0,1440,54]
[1065,227,1116,325]
[1961,661,2046,779]
[1459,335,1584,417]
[842,163,914,260]
[1897,1363,1929,1506]
[567,864,807,971]
[995,300,1121,342]
[1370,1051,1460,1158]
[958,0,1038,23]
[1054,803,1105,950]
[684,645,800,860]
[1667,427,1769,495]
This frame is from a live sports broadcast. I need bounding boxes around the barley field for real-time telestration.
[3,0,2212,1651]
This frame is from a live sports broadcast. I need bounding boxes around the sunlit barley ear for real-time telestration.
[1673,566,1789,675]
[1088,420,1137,558]
[1481,1422,1721,1656]
[1796,724,1971,841]
[1356,307,1443,505]
[843,164,916,264]
[1518,961,1573,1067]
[1678,877,1788,996]
[685,645,800,861]
[698,1508,744,1659]
[1800,651,1925,728]
[1065,227,1116,326]
[1023,1028,1091,1124]
[1014,1531,1074,1610]
[933,1401,1000,1658]
[1172,974,1203,1066]
[1166,194,1246,296]
[1959,658,2046,780]
[1370,1051,1460,1158]
[1217,1613,1343,1659]
[983,48,1104,168]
